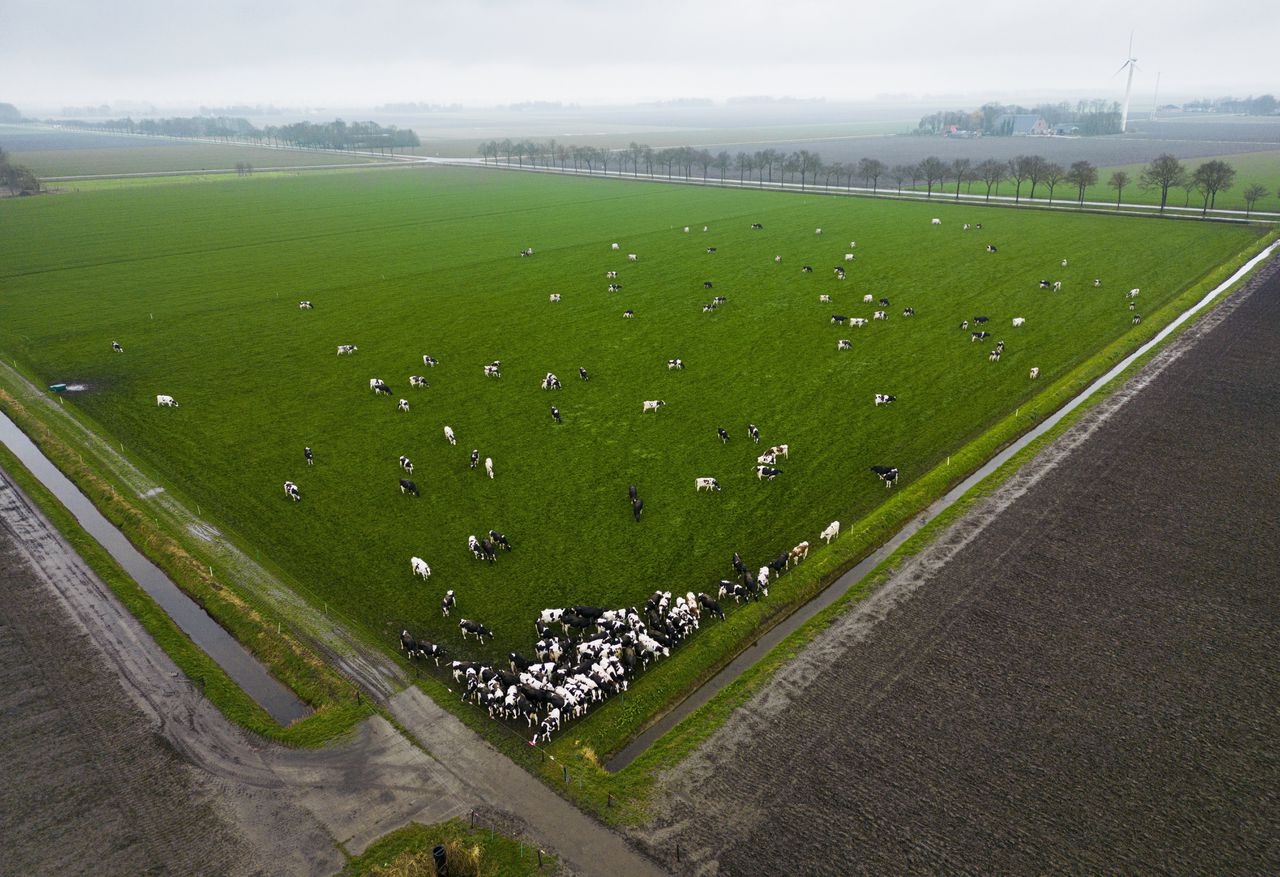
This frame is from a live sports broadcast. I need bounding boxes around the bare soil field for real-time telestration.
[634,259,1280,875]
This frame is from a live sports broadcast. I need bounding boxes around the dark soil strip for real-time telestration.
[636,262,1280,875]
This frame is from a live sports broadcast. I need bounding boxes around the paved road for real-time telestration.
[633,258,1280,874]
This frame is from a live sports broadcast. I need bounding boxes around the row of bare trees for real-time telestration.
[477,139,1272,216]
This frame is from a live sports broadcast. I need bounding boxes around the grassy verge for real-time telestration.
[342,819,557,876]
[0,389,372,746]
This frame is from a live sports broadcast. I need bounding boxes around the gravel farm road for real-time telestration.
[632,257,1280,875]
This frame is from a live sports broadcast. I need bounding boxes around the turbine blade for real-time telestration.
[1113,60,1131,77]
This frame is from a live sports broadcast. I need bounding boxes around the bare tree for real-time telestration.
[1242,183,1269,218]
[1008,156,1030,203]
[919,156,948,198]
[736,152,753,184]
[951,158,972,200]
[1191,160,1236,215]
[1066,160,1099,205]
[975,158,1005,200]
[891,164,910,193]
[1041,162,1066,204]
[714,150,731,184]
[1139,153,1186,213]
[1024,155,1049,200]
[1108,170,1129,209]
[858,158,887,192]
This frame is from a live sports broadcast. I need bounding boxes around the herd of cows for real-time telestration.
[132,214,1137,744]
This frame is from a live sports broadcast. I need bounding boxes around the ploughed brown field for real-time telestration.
[636,259,1280,875]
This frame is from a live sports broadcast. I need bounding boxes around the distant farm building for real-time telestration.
[995,114,1050,136]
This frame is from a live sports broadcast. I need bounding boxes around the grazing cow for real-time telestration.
[831,315,848,324]
[803,265,814,273]
[1129,301,1136,311]
[611,242,620,250]
[549,293,561,302]
[551,405,562,423]
[837,339,852,350]
[851,318,868,328]
[870,465,899,487]
[480,538,497,562]
[768,553,789,577]
[283,481,300,501]
[1039,280,1052,289]
[879,298,890,307]
[996,340,1005,351]
[748,423,760,444]
[717,427,730,443]
[399,455,414,474]
[459,619,494,641]
[757,451,777,466]
[874,394,896,406]
[697,593,725,620]
[373,380,392,396]
[774,255,782,263]
[766,444,789,459]
[819,294,831,303]
[411,556,431,579]
[607,283,622,292]
[400,478,419,496]
[1128,288,1140,298]
[1093,278,1102,287]
[483,364,501,378]
[683,226,690,233]
[422,355,438,367]
[755,465,782,480]
[667,358,684,370]
[632,497,644,522]
[713,295,727,303]
[820,521,840,544]
[441,590,455,616]
[695,477,721,492]
[757,566,772,593]
[902,307,915,317]
[989,349,1001,362]
[1132,314,1142,325]
[299,301,313,309]
[156,394,178,407]
[112,340,124,353]
[397,398,410,413]
[845,253,855,261]
[751,222,763,229]
[971,331,990,342]
[986,244,998,253]
[628,253,638,261]
[931,218,942,225]
[706,247,717,254]
[542,373,562,390]
[468,535,484,559]
[304,446,313,465]
[578,366,589,381]
[973,316,990,324]
[629,484,638,502]
[409,375,428,388]
[643,400,666,413]
[1053,281,1062,292]
[606,270,618,279]
[835,272,845,280]
[623,309,635,318]
[789,541,809,566]
[469,449,479,469]
[815,228,822,235]
[1061,259,1068,267]
[960,320,969,330]
[975,223,983,229]
[443,425,456,445]
[873,310,887,320]
[963,223,970,230]
[1029,367,1040,379]
[485,457,494,479]
[703,281,714,289]
[732,552,748,577]
[703,304,716,312]
[489,530,512,551]
[719,580,748,603]
[1012,317,1026,328]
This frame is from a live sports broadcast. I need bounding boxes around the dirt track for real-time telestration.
[635,259,1280,875]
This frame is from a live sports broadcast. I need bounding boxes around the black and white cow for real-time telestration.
[706,247,717,253]
[667,358,684,370]
[874,394,896,406]
[542,372,562,390]
[480,538,497,562]
[697,592,726,620]
[755,465,782,480]
[397,398,410,412]
[483,363,501,378]
[409,375,429,388]
[986,244,998,253]
[629,484,638,502]
[1039,279,1052,289]
[748,423,760,444]
[973,316,990,324]
[459,619,494,641]
[550,405,562,423]
[468,535,485,559]
[837,339,852,350]
[441,590,455,617]
[111,340,124,353]
[489,530,512,551]
[399,455,414,474]
[608,283,622,292]
[299,300,313,310]
[750,222,763,229]
[902,307,915,317]
[971,331,991,342]
[879,298,890,307]
[717,427,730,443]
[831,314,848,324]
[703,281,714,289]
[304,446,313,465]
[400,478,420,496]
[695,477,721,492]
[802,266,813,273]
[470,449,479,469]
[283,481,301,501]
[870,465,899,487]
[579,366,589,381]
[422,355,439,367]
[632,497,644,522]
[337,344,358,356]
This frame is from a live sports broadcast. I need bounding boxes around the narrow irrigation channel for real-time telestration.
[0,411,310,725]
[607,239,1279,772]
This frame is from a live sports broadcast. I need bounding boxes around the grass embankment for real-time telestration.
[0,166,1269,778]
[343,819,557,876]
[0,390,372,746]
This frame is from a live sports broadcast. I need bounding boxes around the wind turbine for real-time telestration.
[1115,32,1139,133]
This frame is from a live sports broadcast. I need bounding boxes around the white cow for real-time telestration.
[643,400,666,413]
[845,253,855,261]
[483,364,500,378]
[931,218,942,225]
[695,477,721,492]
[628,253,638,262]
[336,344,357,355]
[485,457,494,479]
[1012,317,1026,327]
[849,241,856,248]
[299,300,313,309]
[683,226,690,233]
[549,293,561,302]
[820,520,840,543]
[397,398,410,412]
[156,394,178,407]
[611,242,620,250]
[1053,281,1062,292]
[1128,288,1140,298]
[1029,367,1040,379]
[443,425,456,445]
[815,228,822,235]
[757,566,771,590]
[863,294,874,303]
[851,318,868,327]
[1061,259,1068,267]
[837,339,852,350]
[411,556,431,579]
[819,294,831,303]
[774,255,782,263]
[873,310,887,320]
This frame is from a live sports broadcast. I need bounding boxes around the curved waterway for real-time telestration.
[607,240,1279,771]
[0,412,310,725]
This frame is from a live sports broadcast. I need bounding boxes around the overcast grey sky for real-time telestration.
[4,0,1276,110]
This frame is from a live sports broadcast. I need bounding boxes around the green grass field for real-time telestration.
[0,167,1263,749]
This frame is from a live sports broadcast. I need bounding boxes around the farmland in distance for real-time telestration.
[0,167,1263,717]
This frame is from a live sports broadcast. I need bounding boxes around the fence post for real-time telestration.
[562,765,568,783]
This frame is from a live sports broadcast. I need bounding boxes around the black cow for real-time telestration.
[632,497,644,522]
[769,553,789,575]
[573,606,607,619]
[750,222,763,229]
[579,366,589,381]
[480,538,497,562]
[489,530,512,551]
[732,552,748,577]
[628,484,638,502]
[717,427,730,443]
[879,298,890,307]
[831,314,848,324]
[551,405,562,423]
[697,593,726,620]
[703,281,714,289]
[470,449,479,469]
[400,478,420,496]
[304,446,313,465]
[802,266,813,273]
[973,316,990,324]
[510,651,534,672]
[706,247,718,253]
[459,619,494,641]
